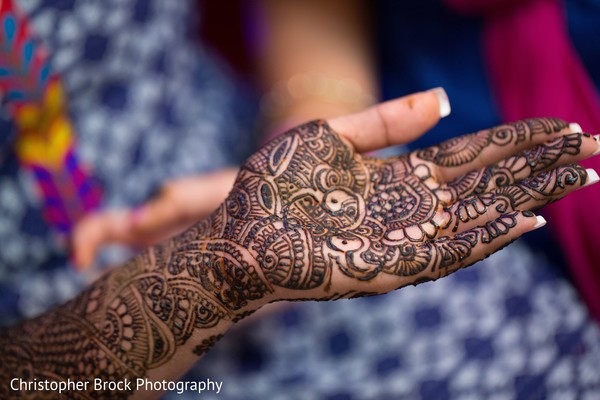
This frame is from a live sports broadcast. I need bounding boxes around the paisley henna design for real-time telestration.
[0,117,591,398]
[446,165,587,232]
[436,134,589,233]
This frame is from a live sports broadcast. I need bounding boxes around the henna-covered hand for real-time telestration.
[195,115,599,302]
[2,91,599,399]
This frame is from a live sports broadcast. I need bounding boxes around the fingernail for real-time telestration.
[569,122,582,133]
[70,253,88,271]
[593,135,600,155]
[584,168,600,187]
[69,253,79,269]
[533,215,547,230]
[428,87,451,118]
[130,206,146,224]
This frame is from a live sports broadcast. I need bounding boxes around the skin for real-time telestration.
[72,0,375,268]
[72,168,239,268]
[2,91,598,398]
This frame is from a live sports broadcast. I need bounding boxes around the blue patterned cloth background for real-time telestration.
[0,0,255,324]
[0,1,598,399]
[177,242,600,399]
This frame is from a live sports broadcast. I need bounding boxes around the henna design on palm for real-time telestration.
[200,118,590,299]
[0,116,595,399]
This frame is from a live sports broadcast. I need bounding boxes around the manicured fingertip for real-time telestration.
[69,253,80,270]
[71,250,90,271]
[584,168,600,187]
[569,122,582,133]
[428,87,451,118]
[130,206,147,225]
[533,215,547,230]
[521,210,546,231]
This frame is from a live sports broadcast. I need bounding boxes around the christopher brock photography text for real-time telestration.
[10,377,223,395]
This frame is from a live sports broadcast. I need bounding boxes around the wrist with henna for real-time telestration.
[0,223,265,399]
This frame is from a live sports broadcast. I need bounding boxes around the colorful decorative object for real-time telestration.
[0,0,101,234]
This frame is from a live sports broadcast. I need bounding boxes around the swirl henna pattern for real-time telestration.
[219,118,587,291]
[0,117,593,399]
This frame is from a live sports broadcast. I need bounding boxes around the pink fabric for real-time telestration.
[445,0,600,320]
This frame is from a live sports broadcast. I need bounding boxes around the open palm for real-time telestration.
[194,94,597,305]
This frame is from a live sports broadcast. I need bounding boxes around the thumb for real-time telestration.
[328,87,451,153]
[130,168,239,236]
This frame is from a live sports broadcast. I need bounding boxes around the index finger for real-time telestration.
[414,118,582,182]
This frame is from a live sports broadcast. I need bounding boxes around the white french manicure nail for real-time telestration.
[429,87,451,118]
[569,122,582,133]
[584,168,600,187]
[533,215,547,230]
[593,135,600,155]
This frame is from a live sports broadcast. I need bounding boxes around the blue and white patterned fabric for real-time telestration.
[0,0,255,325]
[177,241,600,400]
[1,1,599,399]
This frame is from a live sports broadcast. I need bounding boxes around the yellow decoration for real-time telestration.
[14,79,73,168]
[14,104,40,130]
[16,114,73,167]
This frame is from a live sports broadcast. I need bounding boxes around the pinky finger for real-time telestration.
[421,211,545,282]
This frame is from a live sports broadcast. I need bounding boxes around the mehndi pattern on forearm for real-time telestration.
[0,117,588,398]
[0,242,239,399]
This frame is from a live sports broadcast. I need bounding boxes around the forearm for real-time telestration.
[0,205,268,399]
